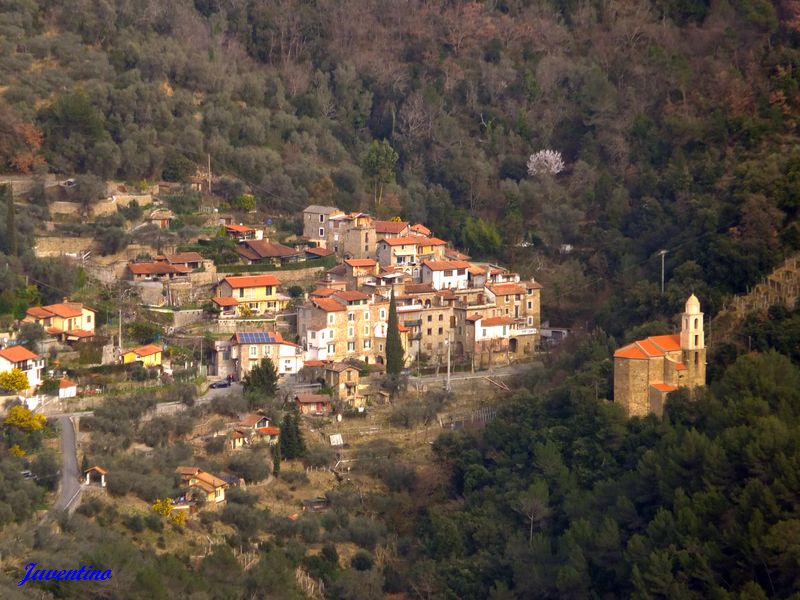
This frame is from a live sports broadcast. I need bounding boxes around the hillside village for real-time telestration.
[1,175,548,411]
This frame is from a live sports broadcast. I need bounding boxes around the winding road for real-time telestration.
[52,415,81,513]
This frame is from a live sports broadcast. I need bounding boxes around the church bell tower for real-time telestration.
[680,294,706,388]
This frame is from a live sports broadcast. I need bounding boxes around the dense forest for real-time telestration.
[1,0,799,333]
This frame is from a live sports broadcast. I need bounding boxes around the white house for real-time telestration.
[58,378,78,399]
[421,260,470,290]
[0,345,44,390]
[229,332,304,380]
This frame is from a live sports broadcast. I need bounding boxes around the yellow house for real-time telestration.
[24,302,96,342]
[122,344,162,366]
[215,275,289,315]
[175,466,228,506]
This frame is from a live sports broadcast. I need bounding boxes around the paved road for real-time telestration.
[52,416,81,513]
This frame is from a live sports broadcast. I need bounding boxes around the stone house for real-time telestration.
[295,393,333,416]
[235,240,302,266]
[324,363,360,403]
[175,466,228,506]
[302,205,342,247]
[228,331,303,379]
[421,260,470,290]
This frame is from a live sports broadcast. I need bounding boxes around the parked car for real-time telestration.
[209,380,231,389]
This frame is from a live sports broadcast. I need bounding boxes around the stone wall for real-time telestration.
[614,357,652,417]
[33,236,94,258]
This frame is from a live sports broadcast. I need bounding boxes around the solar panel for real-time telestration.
[238,332,277,344]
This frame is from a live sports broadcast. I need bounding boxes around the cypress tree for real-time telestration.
[386,287,404,376]
[293,413,306,457]
[280,413,297,458]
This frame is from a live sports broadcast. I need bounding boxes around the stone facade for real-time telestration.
[613,294,707,417]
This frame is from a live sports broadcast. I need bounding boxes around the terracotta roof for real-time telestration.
[481,316,515,327]
[649,334,682,352]
[256,426,281,436]
[345,259,377,268]
[127,262,191,276]
[239,414,268,427]
[84,465,107,475]
[296,394,332,403]
[194,470,228,489]
[526,281,544,290]
[0,345,39,362]
[161,252,203,264]
[221,275,280,288]
[60,378,78,389]
[466,313,483,322]
[422,260,470,271]
[303,360,327,367]
[422,237,448,246]
[225,224,255,233]
[311,287,337,297]
[676,362,687,371]
[239,240,300,259]
[312,298,347,312]
[306,247,335,257]
[26,306,54,319]
[488,283,526,296]
[128,344,161,358]
[651,383,677,393]
[333,290,370,302]
[467,265,486,275]
[410,223,431,236]
[39,303,84,318]
[65,329,94,338]
[212,297,239,307]
[613,345,649,359]
[614,334,682,360]
[374,220,409,234]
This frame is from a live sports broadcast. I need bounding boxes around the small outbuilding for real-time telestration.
[84,465,107,487]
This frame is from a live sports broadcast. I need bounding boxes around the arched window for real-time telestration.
[694,318,699,329]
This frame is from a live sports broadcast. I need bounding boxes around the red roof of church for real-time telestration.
[651,383,677,393]
[614,334,682,360]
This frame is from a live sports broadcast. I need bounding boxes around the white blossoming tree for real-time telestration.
[527,149,565,176]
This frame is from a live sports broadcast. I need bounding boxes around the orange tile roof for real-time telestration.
[39,303,83,318]
[26,306,54,319]
[312,298,347,312]
[410,223,431,236]
[651,383,677,393]
[212,297,239,307]
[613,345,649,359]
[374,220,409,234]
[256,426,281,436]
[240,414,268,427]
[333,290,370,302]
[345,259,377,268]
[488,283,526,296]
[296,394,332,403]
[306,246,334,257]
[481,316,515,326]
[65,329,94,338]
[636,339,662,357]
[649,334,681,352]
[311,287,338,297]
[526,281,544,290]
[0,345,39,362]
[60,378,78,388]
[222,275,280,288]
[675,362,687,371]
[129,344,161,357]
[162,252,204,264]
[225,224,255,233]
[423,237,448,246]
[422,260,470,271]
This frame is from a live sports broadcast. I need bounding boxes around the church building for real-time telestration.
[613,294,706,417]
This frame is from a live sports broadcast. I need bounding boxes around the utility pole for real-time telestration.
[658,249,668,295]
[207,153,212,193]
[445,331,452,393]
[118,308,122,357]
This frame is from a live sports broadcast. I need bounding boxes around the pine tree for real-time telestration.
[386,287,404,377]
[242,357,278,396]
[272,443,281,477]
